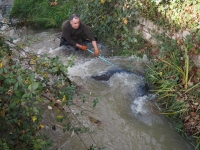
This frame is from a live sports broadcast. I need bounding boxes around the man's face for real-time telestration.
[70,18,80,29]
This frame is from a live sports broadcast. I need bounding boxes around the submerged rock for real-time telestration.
[92,68,149,97]
[137,83,149,97]
[91,69,133,81]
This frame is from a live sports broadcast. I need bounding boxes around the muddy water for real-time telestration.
[1,26,194,150]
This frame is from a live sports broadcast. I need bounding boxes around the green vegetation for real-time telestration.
[140,0,200,30]
[11,0,73,28]
[0,34,103,149]
[71,0,147,56]
[0,35,57,149]
[145,32,200,149]
[11,0,148,56]
[2,0,200,149]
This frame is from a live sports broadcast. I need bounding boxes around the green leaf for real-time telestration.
[0,74,5,80]
[14,91,22,98]
[92,98,99,108]
[28,74,35,81]
[0,87,5,94]
[28,82,39,91]
[17,76,22,81]
[33,107,39,114]
[8,140,14,145]
[0,68,3,74]
[41,141,46,145]
[9,102,16,108]
[14,82,19,89]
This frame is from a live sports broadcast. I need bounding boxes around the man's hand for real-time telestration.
[79,45,87,51]
[94,49,99,57]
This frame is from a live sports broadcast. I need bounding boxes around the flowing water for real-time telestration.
[1,25,195,150]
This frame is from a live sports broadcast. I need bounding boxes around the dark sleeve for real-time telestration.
[82,23,96,42]
[62,21,77,46]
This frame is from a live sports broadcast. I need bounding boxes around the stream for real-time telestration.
[1,24,195,150]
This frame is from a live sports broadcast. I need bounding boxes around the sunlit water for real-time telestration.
[1,26,194,150]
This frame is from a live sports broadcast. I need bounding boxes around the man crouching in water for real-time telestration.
[60,14,99,57]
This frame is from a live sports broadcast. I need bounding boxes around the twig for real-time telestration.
[147,101,160,114]
[58,107,89,150]
[66,106,97,146]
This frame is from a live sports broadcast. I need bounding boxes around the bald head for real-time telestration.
[69,14,79,21]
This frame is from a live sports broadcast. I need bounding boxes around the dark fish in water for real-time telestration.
[91,69,133,81]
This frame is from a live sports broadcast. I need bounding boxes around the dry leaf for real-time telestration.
[187,80,194,87]
[190,112,196,117]
[89,116,101,126]
[48,105,52,110]
[184,115,190,122]
[50,1,57,6]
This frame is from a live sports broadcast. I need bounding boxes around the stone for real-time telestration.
[182,30,190,39]
[142,31,152,40]
[133,25,140,33]
[143,26,149,33]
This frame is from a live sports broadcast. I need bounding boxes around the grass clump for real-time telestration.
[11,0,73,28]
[145,33,200,150]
